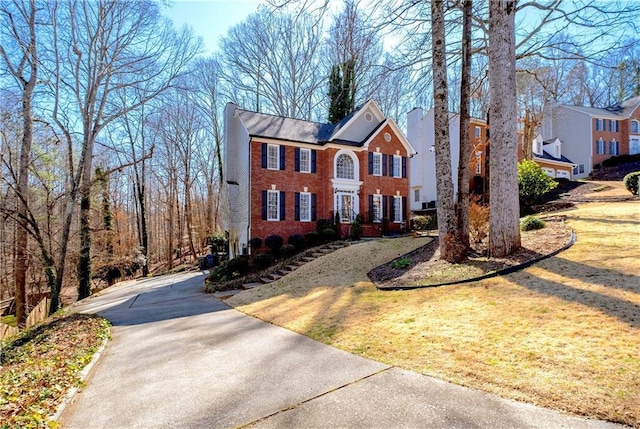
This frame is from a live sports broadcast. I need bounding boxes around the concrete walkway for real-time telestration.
[60,272,622,428]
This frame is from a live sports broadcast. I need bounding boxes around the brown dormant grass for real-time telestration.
[227,201,640,427]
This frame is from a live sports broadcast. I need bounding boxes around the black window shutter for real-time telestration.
[295,148,300,172]
[368,152,373,174]
[261,144,267,168]
[382,196,388,220]
[311,193,317,221]
[261,190,267,220]
[402,157,407,178]
[368,195,374,223]
[389,196,395,222]
[295,192,300,221]
[382,154,387,176]
[280,191,286,220]
[389,156,394,177]
[311,150,317,173]
[402,197,407,222]
[280,146,285,170]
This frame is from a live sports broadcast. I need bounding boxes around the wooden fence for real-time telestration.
[0,298,50,342]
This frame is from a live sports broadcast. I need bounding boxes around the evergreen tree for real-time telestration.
[327,59,356,123]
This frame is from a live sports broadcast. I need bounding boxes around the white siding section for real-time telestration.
[550,106,593,179]
[223,103,251,258]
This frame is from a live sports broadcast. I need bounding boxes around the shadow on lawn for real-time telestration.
[512,257,640,329]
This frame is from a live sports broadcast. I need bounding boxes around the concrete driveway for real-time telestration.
[60,272,621,428]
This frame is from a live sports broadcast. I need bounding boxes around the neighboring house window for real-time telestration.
[475,152,482,174]
[370,194,383,223]
[631,120,639,134]
[414,189,420,203]
[609,140,619,155]
[336,153,355,179]
[595,118,605,131]
[474,126,481,139]
[536,141,542,154]
[392,155,401,178]
[573,164,585,175]
[609,120,619,132]
[596,139,606,155]
[392,196,403,223]
[372,152,382,176]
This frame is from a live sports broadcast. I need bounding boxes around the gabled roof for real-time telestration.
[231,100,402,148]
[559,96,640,119]
[535,150,575,165]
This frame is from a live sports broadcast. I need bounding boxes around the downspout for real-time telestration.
[247,138,252,256]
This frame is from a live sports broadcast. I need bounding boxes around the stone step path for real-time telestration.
[218,241,352,298]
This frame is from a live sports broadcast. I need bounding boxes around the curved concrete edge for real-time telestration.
[376,230,577,291]
[49,334,110,424]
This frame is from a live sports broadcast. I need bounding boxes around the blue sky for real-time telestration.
[163,0,264,55]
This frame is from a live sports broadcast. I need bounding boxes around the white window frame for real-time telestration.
[299,148,311,173]
[372,152,382,176]
[595,118,604,131]
[475,152,482,174]
[267,190,279,221]
[631,120,640,135]
[414,189,420,203]
[596,139,605,155]
[392,155,401,178]
[372,194,382,223]
[393,196,403,223]
[474,126,481,139]
[610,140,619,156]
[267,144,280,170]
[299,192,311,222]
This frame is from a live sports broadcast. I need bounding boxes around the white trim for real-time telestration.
[267,144,279,170]
[299,192,311,222]
[266,190,279,221]
[363,118,417,156]
[330,100,386,141]
[334,149,360,182]
[299,147,311,173]
[373,152,382,176]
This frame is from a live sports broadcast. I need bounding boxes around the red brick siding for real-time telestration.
[593,117,623,166]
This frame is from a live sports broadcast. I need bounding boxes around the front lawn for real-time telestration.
[227,201,640,427]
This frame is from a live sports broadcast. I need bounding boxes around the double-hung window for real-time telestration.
[474,126,481,139]
[609,140,619,155]
[267,190,280,221]
[631,120,639,134]
[392,155,401,178]
[299,192,311,222]
[299,148,311,173]
[372,152,382,176]
[609,120,619,132]
[267,144,279,170]
[595,118,605,131]
[475,152,482,174]
[393,196,403,223]
[596,139,606,155]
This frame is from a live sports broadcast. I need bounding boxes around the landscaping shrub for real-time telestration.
[321,228,337,242]
[520,215,546,231]
[305,231,320,246]
[209,263,228,281]
[391,256,410,269]
[411,215,434,231]
[288,234,305,250]
[350,214,363,240]
[468,199,489,247]
[249,237,262,249]
[623,171,640,195]
[253,252,273,269]
[316,218,334,233]
[226,256,249,277]
[264,234,284,253]
[518,159,558,206]
[208,233,227,252]
[281,244,297,258]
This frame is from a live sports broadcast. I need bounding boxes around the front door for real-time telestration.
[335,192,356,223]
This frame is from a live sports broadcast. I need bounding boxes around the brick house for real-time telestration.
[222,100,416,258]
[542,96,640,178]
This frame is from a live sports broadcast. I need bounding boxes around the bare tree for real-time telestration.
[46,0,200,308]
[488,0,520,257]
[0,0,39,325]
[220,7,326,119]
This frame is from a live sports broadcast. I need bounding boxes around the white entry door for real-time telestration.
[335,192,357,223]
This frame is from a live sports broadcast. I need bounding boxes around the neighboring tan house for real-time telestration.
[406,107,489,211]
[222,100,416,258]
[530,135,575,179]
[542,96,640,179]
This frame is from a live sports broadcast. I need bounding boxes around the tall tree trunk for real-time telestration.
[77,135,95,300]
[455,0,472,255]
[431,0,462,263]
[488,0,521,257]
